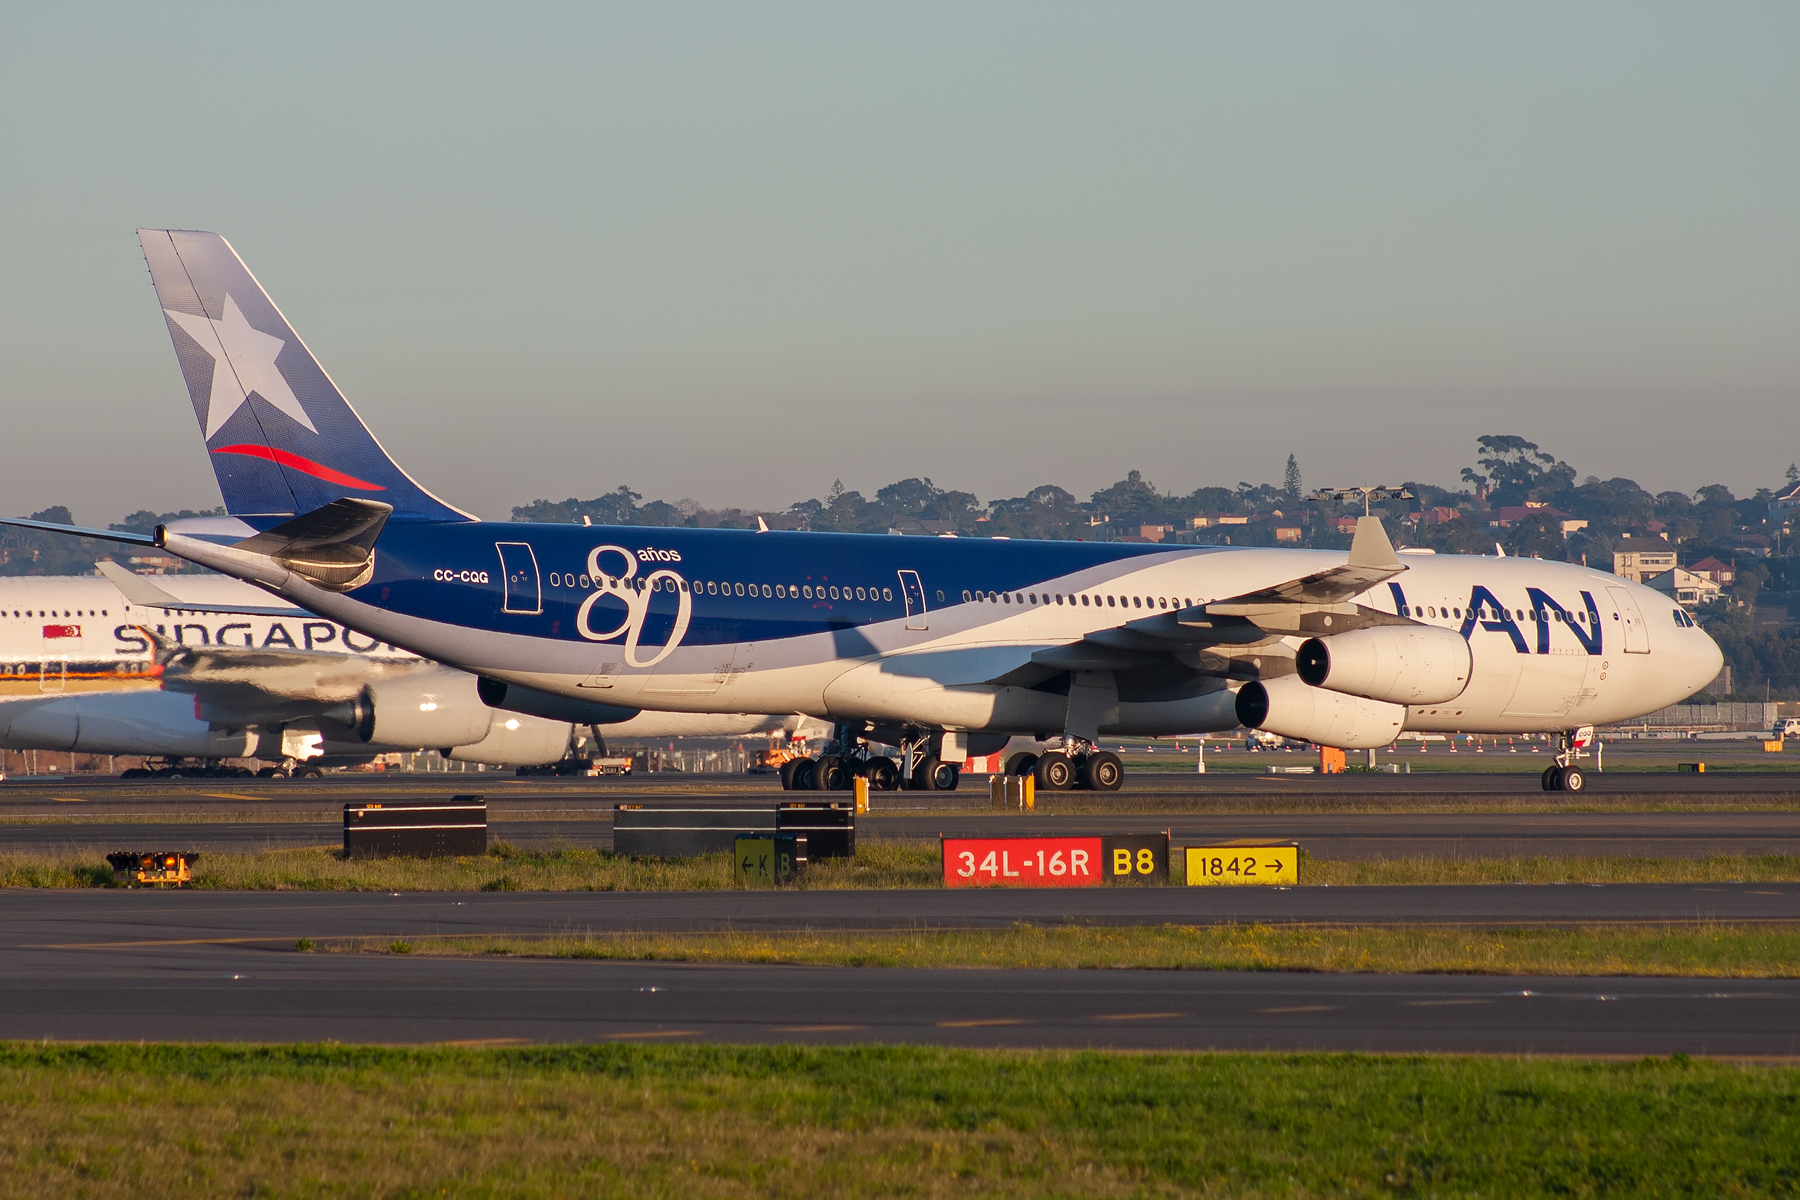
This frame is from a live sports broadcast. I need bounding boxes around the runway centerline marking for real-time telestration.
[774,1024,867,1032]
[937,1019,1027,1028]
[1257,1006,1339,1014]
[53,798,85,804]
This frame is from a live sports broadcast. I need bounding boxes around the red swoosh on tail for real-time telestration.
[211,444,386,491]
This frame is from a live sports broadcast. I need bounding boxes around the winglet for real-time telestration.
[1347,516,1402,571]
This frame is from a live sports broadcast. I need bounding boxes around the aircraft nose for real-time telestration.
[1695,625,1725,691]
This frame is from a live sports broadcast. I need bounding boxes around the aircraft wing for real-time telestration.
[1016,517,1413,679]
[96,561,312,618]
[141,627,419,723]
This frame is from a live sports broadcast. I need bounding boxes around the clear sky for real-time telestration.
[1,2,1794,523]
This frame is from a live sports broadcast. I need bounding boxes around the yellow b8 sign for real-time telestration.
[1100,835,1167,885]
[1184,846,1298,886]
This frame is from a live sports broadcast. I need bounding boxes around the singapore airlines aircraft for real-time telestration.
[0,570,824,777]
[3,229,1723,794]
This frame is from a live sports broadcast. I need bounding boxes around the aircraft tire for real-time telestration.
[296,765,325,779]
[929,761,960,791]
[1005,752,1039,779]
[778,759,802,790]
[1035,752,1076,790]
[1081,751,1124,792]
[912,756,942,790]
[813,755,849,791]
[866,757,900,791]
[789,758,816,790]
[1541,766,1560,791]
[1561,766,1584,792]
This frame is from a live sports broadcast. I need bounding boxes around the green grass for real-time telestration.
[0,1043,1796,1197]
[315,921,1800,977]
[5,843,1800,891]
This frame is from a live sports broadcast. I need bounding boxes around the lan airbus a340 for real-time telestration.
[2,230,1723,793]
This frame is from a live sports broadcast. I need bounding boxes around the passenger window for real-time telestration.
[855,587,866,600]
[882,588,892,601]
[962,590,972,602]
[1055,595,1063,605]
[829,586,840,599]
[1002,593,1011,604]
[775,585,785,598]
[1106,596,1116,607]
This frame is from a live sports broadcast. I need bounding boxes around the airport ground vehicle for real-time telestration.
[3,229,1725,793]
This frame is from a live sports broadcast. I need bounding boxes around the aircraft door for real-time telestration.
[38,657,65,693]
[898,570,928,631]
[1606,586,1650,654]
[496,543,542,615]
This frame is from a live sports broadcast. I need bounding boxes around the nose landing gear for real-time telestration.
[1540,726,1596,791]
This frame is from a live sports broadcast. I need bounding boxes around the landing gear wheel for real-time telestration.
[865,757,899,791]
[1560,766,1584,793]
[120,768,148,780]
[1541,766,1560,791]
[295,765,324,779]
[779,759,803,791]
[1005,752,1039,779]
[813,755,849,791]
[789,758,817,791]
[1034,752,1076,791]
[1080,750,1124,792]
[909,756,940,790]
[929,761,960,791]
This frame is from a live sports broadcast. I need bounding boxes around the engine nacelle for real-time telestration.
[1235,676,1405,750]
[343,668,494,748]
[0,692,256,758]
[445,712,574,766]
[1295,624,1471,705]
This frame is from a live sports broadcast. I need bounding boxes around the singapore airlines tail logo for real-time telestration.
[575,545,692,668]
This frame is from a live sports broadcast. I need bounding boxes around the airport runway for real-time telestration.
[5,769,1799,818]
[7,810,1798,859]
[6,888,1796,1054]
[3,940,1795,1057]
[9,883,1797,939]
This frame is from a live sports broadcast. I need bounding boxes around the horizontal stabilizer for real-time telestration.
[0,516,156,546]
[231,498,393,592]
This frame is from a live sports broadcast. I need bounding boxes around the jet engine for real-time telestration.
[445,712,574,766]
[1235,676,1405,749]
[337,668,494,747]
[1295,625,1471,706]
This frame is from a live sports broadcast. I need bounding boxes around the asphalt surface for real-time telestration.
[8,810,1798,860]
[4,932,1796,1055]
[7,886,1798,1054]
[10,883,1797,938]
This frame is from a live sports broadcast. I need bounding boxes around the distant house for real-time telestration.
[1274,525,1303,543]
[1644,568,1722,608]
[1771,482,1800,521]
[1486,505,1585,535]
[1613,540,1677,582]
[1189,513,1248,528]
[887,518,959,537]
[1687,556,1736,586]
[1412,506,1459,528]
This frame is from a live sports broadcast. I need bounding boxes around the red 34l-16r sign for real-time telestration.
[941,835,1167,888]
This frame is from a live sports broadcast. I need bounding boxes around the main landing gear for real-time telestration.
[1539,726,1596,792]
[1004,741,1124,793]
[779,727,962,793]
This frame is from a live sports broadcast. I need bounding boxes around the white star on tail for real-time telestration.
[163,294,318,439]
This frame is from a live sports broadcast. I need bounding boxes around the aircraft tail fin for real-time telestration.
[137,229,473,523]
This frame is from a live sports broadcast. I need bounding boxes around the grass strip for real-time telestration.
[5,843,1800,890]
[319,921,1800,977]
[0,1043,1796,1198]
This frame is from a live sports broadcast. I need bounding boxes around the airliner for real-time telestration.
[0,569,824,777]
[1,229,1723,793]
